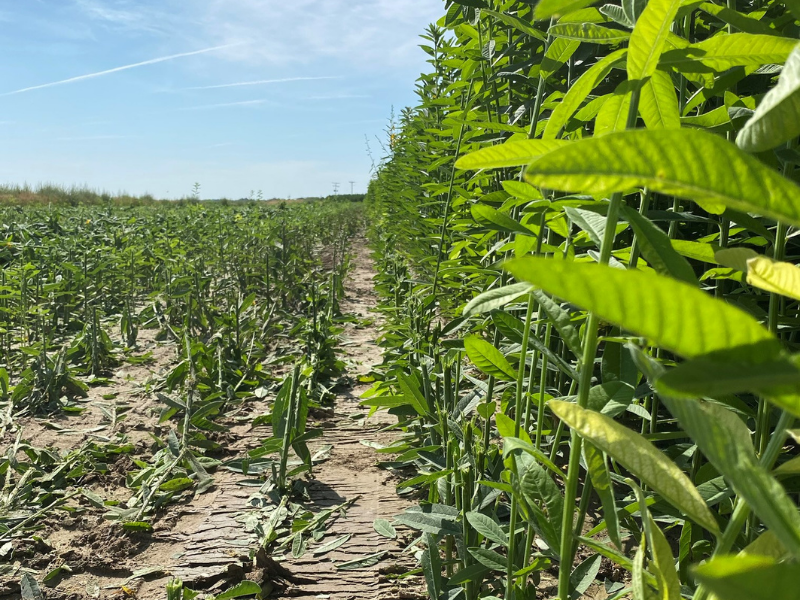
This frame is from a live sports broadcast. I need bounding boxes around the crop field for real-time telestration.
[5,0,800,599]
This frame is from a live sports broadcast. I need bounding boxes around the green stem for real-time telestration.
[557,88,640,600]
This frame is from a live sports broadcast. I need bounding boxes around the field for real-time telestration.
[5,0,800,598]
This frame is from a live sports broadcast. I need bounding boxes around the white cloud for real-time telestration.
[181,76,340,91]
[73,0,441,71]
[179,99,269,110]
[1,43,239,96]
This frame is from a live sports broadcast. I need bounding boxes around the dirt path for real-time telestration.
[2,238,418,600]
[277,240,417,600]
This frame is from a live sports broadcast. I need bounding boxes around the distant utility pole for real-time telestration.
[349,181,355,194]
[332,182,340,194]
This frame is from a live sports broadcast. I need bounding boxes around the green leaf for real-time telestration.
[502,436,564,478]
[747,255,800,301]
[524,128,800,227]
[519,460,564,542]
[336,551,388,571]
[542,38,581,81]
[504,257,780,362]
[536,0,600,19]
[657,356,800,400]
[482,9,547,41]
[544,50,628,139]
[693,555,800,600]
[20,573,44,600]
[637,351,800,558]
[465,335,517,381]
[639,70,681,129]
[715,247,760,272]
[471,204,536,236]
[373,518,397,539]
[660,33,798,72]
[584,442,621,549]
[394,511,462,537]
[647,515,682,600]
[213,581,261,600]
[396,372,430,417]
[456,139,569,170]
[312,534,351,555]
[595,87,634,135]
[122,521,154,532]
[738,44,800,152]
[548,400,720,534]
[627,0,681,80]
[549,22,631,43]
[564,206,607,247]
[468,547,508,571]
[159,477,194,492]
[465,511,509,547]
[532,289,583,357]
[621,206,697,284]
[570,555,603,599]
[421,533,442,600]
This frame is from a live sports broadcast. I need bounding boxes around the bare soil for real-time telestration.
[1,238,421,600]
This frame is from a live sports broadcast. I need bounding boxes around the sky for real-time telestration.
[0,0,442,199]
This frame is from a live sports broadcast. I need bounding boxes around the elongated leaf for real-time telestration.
[627,0,681,80]
[464,283,533,317]
[643,358,800,557]
[544,49,627,139]
[565,206,607,247]
[456,139,569,170]
[657,356,800,400]
[524,129,800,227]
[373,518,397,539]
[519,459,564,542]
[595,88,633,135]
[469,547,507,571]
[465,511,509,547]
[737,44,800,152]
[715,247,760,272]
[536,0,600,19]
[648,515,682,600]
[465,335,517,380]
[505,257,781,362]
[471,204,535,236]
[336,551,388,570]
[747,255,800,301]
[660,33,797,72]
[542,38,581,81]
[482,9,546,41]
[550,22,631,43]
[214,582,261,600]
[532,289,583,357]
[394,511,462,537]
[622,206,697,284]
[693,554,800,600]
[639,70,681,129]
[312,534,351,555]
[584,442,621,549]
[421,533,442,600]
[548,400,720,534]
[570,555,603,599]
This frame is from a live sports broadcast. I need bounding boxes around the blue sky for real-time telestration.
[0,1,442,199]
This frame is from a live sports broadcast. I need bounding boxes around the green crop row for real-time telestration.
[1,200,362,539]
[364,1,800,599]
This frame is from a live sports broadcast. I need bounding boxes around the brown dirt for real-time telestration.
[1,238,420,600]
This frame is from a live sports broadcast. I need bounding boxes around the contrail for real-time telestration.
[184,76,340,90]
[1,43,239,96]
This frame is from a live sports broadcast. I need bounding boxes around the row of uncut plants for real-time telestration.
[363,0,800,598]
[0,200,362,587]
